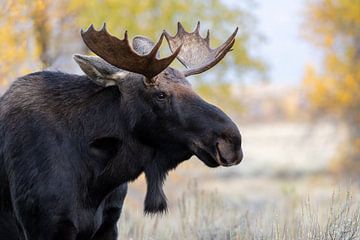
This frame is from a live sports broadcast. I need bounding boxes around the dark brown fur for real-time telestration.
[0,39,242,240]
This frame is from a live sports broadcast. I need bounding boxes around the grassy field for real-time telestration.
[117,122,359,240]
[119,176,360,240]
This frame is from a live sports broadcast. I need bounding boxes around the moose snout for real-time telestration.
[215,136,243,167]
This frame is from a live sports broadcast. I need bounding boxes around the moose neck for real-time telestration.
[72,92,148,203]
[90,138,154,204]
[60,75,190,211]
[47,77,145,204]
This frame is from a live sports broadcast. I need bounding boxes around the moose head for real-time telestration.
[74,22,243,214]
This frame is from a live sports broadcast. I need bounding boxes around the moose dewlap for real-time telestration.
[0,22,242,240]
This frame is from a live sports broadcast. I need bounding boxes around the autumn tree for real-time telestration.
[0,1,31,86]
[1,0,264,90]
[75,0,265,82]
[0,0,83,85]
[303,0,360,174]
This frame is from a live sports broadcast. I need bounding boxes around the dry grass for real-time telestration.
[116,121,358,240]
[118,180,360,240]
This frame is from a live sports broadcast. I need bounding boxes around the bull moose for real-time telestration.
[0,22,242,240]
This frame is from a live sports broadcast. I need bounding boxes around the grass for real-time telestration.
[118,180,360,240]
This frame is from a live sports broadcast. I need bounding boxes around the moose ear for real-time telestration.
[132,36,160,58]
[73,54,128,87]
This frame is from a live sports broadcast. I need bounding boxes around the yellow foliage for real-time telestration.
[0,1,33,85]
[303,0,360,49]
[303,0,360,174]
[0,0,90,85]
[0,0,265,87]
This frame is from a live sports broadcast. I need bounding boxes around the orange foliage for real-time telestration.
[0,0,265,88]
[303,0,360,174]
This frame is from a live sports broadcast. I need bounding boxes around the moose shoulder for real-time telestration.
[0,22,242,240]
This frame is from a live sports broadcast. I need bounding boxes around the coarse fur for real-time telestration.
[0,38,242,239]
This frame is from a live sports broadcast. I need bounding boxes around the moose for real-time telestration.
[0,22,242,240]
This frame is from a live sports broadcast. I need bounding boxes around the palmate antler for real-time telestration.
[81,24,182,81]
[81,22,237,80]
[164,22,238,77]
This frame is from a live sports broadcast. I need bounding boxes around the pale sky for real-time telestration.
[227,0,321,85]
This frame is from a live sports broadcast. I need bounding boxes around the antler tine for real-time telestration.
[149,33,164,58]
[81,24,93,35]
[205,30,210,44]
[193,21,201,34]
[164,22,238,77]
[81,24,181,80]
[214,27,238,56]
[101,22,107,32]
[177,22,186,34]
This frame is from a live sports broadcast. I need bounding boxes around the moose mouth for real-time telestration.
[193,141,242,168]
[194,147,220,168]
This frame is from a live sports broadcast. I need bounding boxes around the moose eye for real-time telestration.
[156,92,167,101]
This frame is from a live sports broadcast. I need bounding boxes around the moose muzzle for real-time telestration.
[215,137,243,166]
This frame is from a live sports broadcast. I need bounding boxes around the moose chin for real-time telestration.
[0,22,242,240]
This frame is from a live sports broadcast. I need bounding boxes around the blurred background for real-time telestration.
[1,0,360,239]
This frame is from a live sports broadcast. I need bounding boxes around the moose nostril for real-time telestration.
[216,136,243,166]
